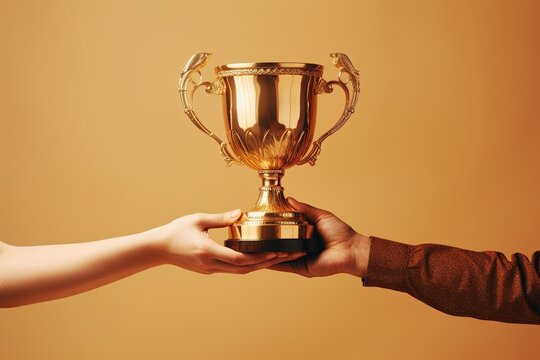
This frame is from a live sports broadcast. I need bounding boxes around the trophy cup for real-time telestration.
[179,52,360,252]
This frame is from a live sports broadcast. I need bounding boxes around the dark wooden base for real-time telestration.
[225,238,323,253]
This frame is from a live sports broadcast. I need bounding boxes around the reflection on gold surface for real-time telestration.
[179,54,360,249]
[219,65,319,170]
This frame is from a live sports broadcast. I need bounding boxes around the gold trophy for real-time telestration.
[179,53,360,252]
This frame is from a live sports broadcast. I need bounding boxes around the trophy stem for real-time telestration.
[225,169,321,253]
[248,170,295,216]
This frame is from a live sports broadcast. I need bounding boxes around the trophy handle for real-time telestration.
[298,53,361,166]
[178,53,243,167]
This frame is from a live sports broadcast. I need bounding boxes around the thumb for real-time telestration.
[287,197,330,224]
[196,209,242,229]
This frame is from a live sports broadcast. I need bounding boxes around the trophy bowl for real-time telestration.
[179,53,360,252]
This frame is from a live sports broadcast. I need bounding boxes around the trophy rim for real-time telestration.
[216,62,323,71]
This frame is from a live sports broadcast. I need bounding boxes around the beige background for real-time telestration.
[1,0,539,359]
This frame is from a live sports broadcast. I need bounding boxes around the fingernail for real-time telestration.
[229,209,242,219]
[276,252,289,258]
[266,253,278,259]
[292,252,307,258]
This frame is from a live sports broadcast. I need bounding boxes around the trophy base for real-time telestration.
[226,219,321,253]
[225,238,322,253]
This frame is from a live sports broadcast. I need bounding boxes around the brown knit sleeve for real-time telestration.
[362,236,540,324]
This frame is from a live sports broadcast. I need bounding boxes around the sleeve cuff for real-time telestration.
[362,236,411,292]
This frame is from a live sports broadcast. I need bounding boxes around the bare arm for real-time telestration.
[0,210,303,307]
[0,233,161,307]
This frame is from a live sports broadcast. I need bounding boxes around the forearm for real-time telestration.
[362,237,540,324]
[0,229,164,307]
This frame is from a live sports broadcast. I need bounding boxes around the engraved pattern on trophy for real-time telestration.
[216,67,323,78]
[230,129,308,170]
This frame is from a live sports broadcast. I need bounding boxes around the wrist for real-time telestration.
[137,225,170,267]
[350,233,371,277]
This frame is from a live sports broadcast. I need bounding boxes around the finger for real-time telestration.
[270,258,311,277]
[207,241,288,266]
[269,262,296,273]
[287,197,331,224]
[196,209,242,229]
[209,252,306,274]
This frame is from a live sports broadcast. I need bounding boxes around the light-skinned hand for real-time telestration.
[152,209,306,274]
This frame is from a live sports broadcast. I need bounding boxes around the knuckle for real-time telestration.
[315,211,334,224]
[216,213,225,223]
